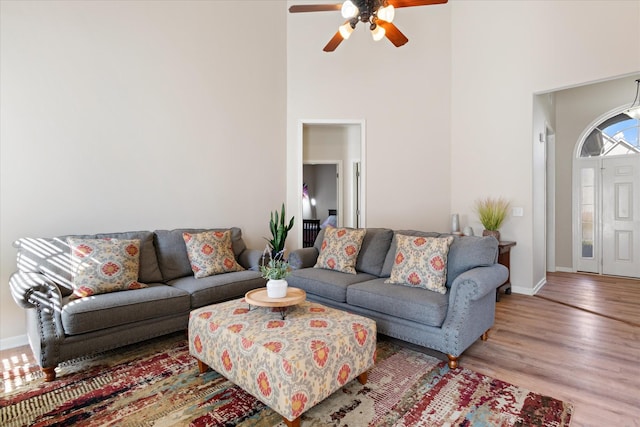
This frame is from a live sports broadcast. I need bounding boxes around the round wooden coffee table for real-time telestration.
[245,287,306,319]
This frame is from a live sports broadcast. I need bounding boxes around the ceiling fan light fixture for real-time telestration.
[339,22,354,39]
[371,24,386,41]
[341,1,359,19]
[377,4,395,23]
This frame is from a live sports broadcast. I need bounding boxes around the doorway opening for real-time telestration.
[302,162,341,247]
[296,120,365,247]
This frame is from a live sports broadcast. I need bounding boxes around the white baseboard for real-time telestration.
[0,334,29,351]
[533,277,547,294]
[555,266,574,273]
[510,284,536,296]
[511,277,548,296]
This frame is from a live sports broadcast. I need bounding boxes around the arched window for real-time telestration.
[580,112,640,157]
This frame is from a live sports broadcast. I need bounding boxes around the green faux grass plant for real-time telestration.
[474,197,510,231]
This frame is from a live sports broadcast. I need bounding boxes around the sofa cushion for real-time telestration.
[169,270,264,309]
[381,230,442,277]
[14,230,162,297]
[313,228,326,252]
[154,227,246,281]
[445,236,499,286]
[67,238,147,299]
[314,227,366,274]
[385,235,454,294]
[92,231,163,283]
[305,227,393,275]
[182,230,244,278]
[287,268,376,303]
[355,228,394,276]
[61,283,190,335]
[347,278,449,328]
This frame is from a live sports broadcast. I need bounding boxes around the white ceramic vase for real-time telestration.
[266,279,288,298]
[451,213,460,233]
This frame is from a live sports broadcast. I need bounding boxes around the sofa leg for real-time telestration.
[481,329,489,341]
[447,354,459,369]
[42,366,56,382]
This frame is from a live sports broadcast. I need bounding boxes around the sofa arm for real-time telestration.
[9,271,64,311]
[439,264,508,357]
[288,247,319,269]
[9,271,65,373]
[449,264,509,301]
[238,248,264,271]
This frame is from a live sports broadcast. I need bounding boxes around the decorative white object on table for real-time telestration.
[451,213,460,233]
[266,279,288,298]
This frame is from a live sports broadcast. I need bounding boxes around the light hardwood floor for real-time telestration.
[2,272,639,426]
[462,272,640,427]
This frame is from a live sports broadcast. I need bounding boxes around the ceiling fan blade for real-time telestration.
[389,0,448,8]
[323,30,344,52]
[289,4,342,13]
[378,21,409,47]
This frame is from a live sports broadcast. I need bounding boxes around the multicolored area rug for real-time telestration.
[0,334,572,426]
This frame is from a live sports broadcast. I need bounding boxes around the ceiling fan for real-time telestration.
[289,0,448,52]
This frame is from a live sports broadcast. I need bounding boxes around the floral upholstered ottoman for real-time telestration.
[188,298,377,427]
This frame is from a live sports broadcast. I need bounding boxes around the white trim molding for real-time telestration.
[0,334,28,351]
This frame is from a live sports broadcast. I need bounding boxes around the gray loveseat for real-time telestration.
[9,227,265,381]
[287,228,509,368]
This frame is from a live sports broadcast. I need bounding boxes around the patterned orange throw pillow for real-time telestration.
[385,235,454,294]
[314,227,366,274]
[183,230,244,278]
[67,238,146,299]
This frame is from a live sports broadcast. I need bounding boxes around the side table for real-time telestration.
[245,287,306,319]
[496,241,516,301]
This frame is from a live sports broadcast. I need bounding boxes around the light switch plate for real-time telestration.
[512,207,524,217]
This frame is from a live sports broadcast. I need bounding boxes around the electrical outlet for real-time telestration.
[512,207,524,217]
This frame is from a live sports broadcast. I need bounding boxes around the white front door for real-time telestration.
[601,155,640,278]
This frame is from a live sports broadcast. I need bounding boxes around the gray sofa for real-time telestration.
[9,227,265,381]
[287,228,509,369]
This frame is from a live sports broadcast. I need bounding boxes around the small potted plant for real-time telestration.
[260,248,291,298]
[474,197,510,241]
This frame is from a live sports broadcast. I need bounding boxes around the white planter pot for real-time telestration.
[266,279,288,298]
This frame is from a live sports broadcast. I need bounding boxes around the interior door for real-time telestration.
[602,155,640,278]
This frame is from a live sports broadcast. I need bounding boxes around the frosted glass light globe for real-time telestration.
[341,1,359,19]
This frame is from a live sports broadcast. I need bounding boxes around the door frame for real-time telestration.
[295,119,366,248]
[546,129,556,272]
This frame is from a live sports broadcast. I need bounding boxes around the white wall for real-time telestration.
[287,1,453,240]
[532,92,555,286]
[450,1,640,295]
[0,1,287,346]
